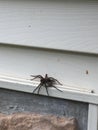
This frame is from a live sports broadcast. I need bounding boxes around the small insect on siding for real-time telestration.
[86,70,89,75]
[30,74,62,96]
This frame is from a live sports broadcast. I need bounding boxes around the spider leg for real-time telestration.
[49,77,62,85]
[33,83,41,93]
[52,85,62,92]
[30,75,43,80]
[37,83,43,94]
[45,85,49,96]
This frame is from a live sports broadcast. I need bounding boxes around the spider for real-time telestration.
[30,74,62,96]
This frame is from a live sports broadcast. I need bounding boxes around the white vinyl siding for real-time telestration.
[0,1,98,129]
[0,0,98,54]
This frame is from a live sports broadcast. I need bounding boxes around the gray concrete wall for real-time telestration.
[0,88,88,130]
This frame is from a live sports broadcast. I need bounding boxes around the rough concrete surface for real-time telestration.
[0,88,88,130]
[0,113,78,130]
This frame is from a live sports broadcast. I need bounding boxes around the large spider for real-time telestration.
[30,74,62,96]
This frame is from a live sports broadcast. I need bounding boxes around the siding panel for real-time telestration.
[0,0,98,54]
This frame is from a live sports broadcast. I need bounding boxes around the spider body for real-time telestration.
[31,74,62,96]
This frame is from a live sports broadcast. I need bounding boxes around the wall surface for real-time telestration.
[0,0,98,54]
[0,1,97,130]
[0,88,88,130]
[0,45,98,94]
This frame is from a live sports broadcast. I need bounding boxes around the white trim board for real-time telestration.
[0,75,98,105]
[0,0,98,54]
[87,104,98,130]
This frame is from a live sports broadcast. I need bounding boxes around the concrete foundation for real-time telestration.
[0,88,88,130]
